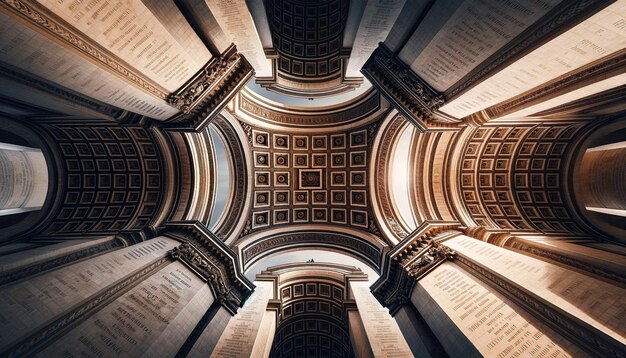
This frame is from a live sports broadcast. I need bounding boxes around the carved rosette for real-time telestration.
[166,45,254,131]
[361,43,459,131]
[165,222,254,314]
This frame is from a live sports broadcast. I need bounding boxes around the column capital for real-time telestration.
[372,222,461,314]
[166,44,254,132]
[164,221,254,314]
[361,43,459,132]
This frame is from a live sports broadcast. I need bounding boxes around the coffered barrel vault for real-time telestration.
[0,0,625,357]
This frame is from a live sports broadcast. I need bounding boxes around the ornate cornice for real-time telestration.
[370,259,414,315]
[163,222,254,314]
[455,254,624,358]
[166,45,254,132]
[362,43,459,131]
[0,0,168,99]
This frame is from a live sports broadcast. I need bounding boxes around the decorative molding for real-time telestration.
[0,238,125,286]
[445,0,614,99]
[455,253,624,358]
[370,261,414,315]
[362,43,459,131]
[163,222,254,315]
[0,0,168,99]
[373,114,411,240]
[2,255,171,358]
[166,45,254,132]
[237,88,381,127]
[242,231,383,272]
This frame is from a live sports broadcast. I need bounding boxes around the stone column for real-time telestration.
[442,234,626,357]
[411,261,581,357]
[38,259,214,358]
[211,280,275,357]
[0,237,178,356]
[349,280,413,357]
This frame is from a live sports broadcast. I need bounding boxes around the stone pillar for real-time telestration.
[411,261,580,357]
[443,234,626,357]
[0,237,178,356]
[38,259,214,357]
[349,280,413,357]
[211,280,275,357]
[185,305,232,357]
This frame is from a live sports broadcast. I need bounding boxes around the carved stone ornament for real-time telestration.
[406,242,456,279]
[165,222,254,314]
[361,43,459,131]
[166,45,254,131]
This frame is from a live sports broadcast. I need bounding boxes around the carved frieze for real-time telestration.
[362,43,458,131]
[405,242,456,279]
[166,45,254,131]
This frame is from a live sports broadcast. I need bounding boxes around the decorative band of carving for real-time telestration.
[0,238,125,286]
[2,255,171,358]
[238,89,381,127]
[374,114,411,240]
[211,116,248,240]
[166,45,254,131]
[362,43,459,131]
[0,0,168,99]
[455,254,624,358]
[405,243,456,280]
